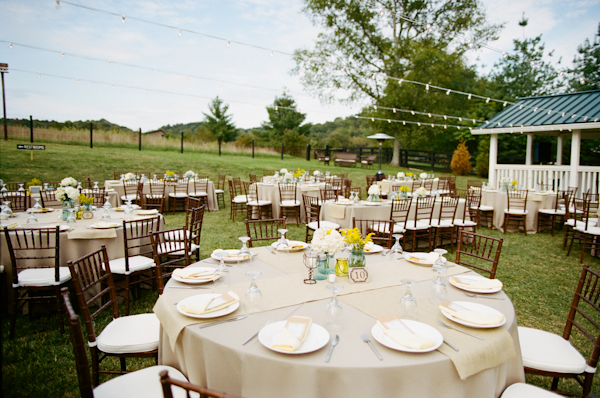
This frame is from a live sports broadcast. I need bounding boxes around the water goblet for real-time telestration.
[325,274,344,330]
[275,228,289,253]
[103,196,112,210]
[399,279,418,320]
[303,251,318,284]
[66,209,76,223]
[244,266,262,312]
[390,234,404,260]
[432,248,448,273]
[18,183,25,192]
[2,201,13,218]
[238,236,252,263]
[93,181,99,190]
[26,207,38,224]
[124,200,134,214]
[1,184,7,192]
[213,251,230,287]
[33,198,43,212]
[43,182,48,190]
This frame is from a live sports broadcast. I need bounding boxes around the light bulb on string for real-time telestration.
[186,75,189,80]
[547,110,551,115]
[530,61,536,69]
[562,112,566,117]
[373,105,377,110]
[519,105,523,110]
[371,118,375,122]
[459,117,462,121]
[446,89,450,95]
[398,79,403,85]
[392,108,396,113]
[275,106,278,111]
[584,116,588,121]
[111,84,114,89]
[121,15,125,23]
[457,126,461,130]
[467,94,471,100]
[417,122,421,126]
[55,0,60,9]
[468,39,473,48]
[572,114,577,118]
[251,86,255,90]
[533,107,538,112]
[485,121,490,124]
[559,71,564,76]
[411,111,415,115]
[61,52,64,57]
[425,83,429,91]
[149,68,152,72]
[502,52,507,59]
[444,125,447,129]
[388,120,392,124]
[403,121,406,125]
[497,122,501,126]
[144,89,146,93]
[426,23,432,32]
[9,42,12,48]
[107,60,111,66]
[37,73,41,78]
[178,28,182,36]
[428,113,432,117]
[444,115,447,120]
[220,81,222,86]
[472,119,476,123]
[76,78,79,83]
[486,98,490,103]
[580,78,585,85]
[431,124,434,127]
[270,50,274,57]
[227,40,230,47]
[503,102,507,107]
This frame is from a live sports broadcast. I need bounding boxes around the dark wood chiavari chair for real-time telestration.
[503,190,528,234]
[279,183,300,224]
[352,218,394,249]
[302,194,340,242]
[245,217,286,248]
[160,369,243,398]
[150,228,191,291]
[455,231,503,279]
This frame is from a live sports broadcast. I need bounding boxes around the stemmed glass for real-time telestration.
[33,198,43,212]
[18,183,25,192]
[400,279,418,319]
[244,258,262,313]
[325,274,344,330]
[238,236,252,264]
[124,200,134,214]
[390,234,404,260]
[66,209,76,223]
[1,201,13,218]
[429,249,448,304]
[101,196,112,219]
[0,184,6,192]
[93,181,99,190]
[26,207,38,224]
[303,251,318,284]
[275,228,289,253]
[213,251,230,287]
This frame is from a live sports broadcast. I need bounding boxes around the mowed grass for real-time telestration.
[1,138,600,397]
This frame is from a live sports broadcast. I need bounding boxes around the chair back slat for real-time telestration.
[122,216,161,272]
[352,218,394,249]
[1,190,31,211]
[279,183,297,203]
[151,228,190,289]
[320,187,338,202]
[243,181,259,202]
[4,226,60,284]
[302,195,321,225]
[192,177,209,195]
[216,174,226,190]
[507,189,528,211]
[245,218,286,247]
[455,231,503,279]
[390,198,412,224]
[436,196,459,222]
[414,196,435,223]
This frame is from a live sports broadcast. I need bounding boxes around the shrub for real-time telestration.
[451,137,472,175]
[475,137,489,177]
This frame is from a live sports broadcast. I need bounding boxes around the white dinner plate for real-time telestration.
[112,205,141,211]
[89,222,121,229]
[15,224,70,231]
[176,293,240,319]
[258,321,329,355]
[171,267,220,284]
[363,244,383,254]
[211,249,254,263]
[371,320,443,353]
[403,252,438,266]
[361,201,382,206]
[440,301,506,329]
[270,240,309,252]
[448,275,503,294]
[335,200,354,206]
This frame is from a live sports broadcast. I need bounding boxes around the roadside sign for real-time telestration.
[17,144,45,150]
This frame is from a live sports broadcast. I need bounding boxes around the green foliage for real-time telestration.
[567,23,600,92]
[282,129,309,157]
[158,121,204,136]
[234,131,256,147]
[4,118,133,133]
[203,97,238,142]
[475,136,490,177]
[450,137,472,175]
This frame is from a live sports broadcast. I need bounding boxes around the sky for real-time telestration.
[0,0,598,132]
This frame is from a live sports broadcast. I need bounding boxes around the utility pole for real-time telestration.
[0,63,8,141]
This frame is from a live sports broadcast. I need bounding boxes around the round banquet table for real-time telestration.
[379,178,441,195]
[480,189,557,234]
[321,198,467,230]
[255,182,322,223]
[104,179,219,211]
[154,247,525,398]
[1,208,164,308]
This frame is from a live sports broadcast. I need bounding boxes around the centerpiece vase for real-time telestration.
[349,249,366,268]
[316,253,335,280]
[62,199,74,221]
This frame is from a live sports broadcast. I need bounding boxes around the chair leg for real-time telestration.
[567,231,576,257]
[54,285,64,334]
[550,377,559,391]
[125,275,131,316]
[580,235,587,263]
[503,214,507,233]
[120,357,127,372]
[91,347,100,386]
[9,289,18,339]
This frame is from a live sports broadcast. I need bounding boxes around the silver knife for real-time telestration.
[443,339,459,351]
[198,315,247,329]
[242,320,272,345]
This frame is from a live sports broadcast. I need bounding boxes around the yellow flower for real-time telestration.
[399,185,411,192]
[27,178,42,187]
[166,171,175,176]
[511,180,518,186]
[340,228,373,250]
[78,194,94,205]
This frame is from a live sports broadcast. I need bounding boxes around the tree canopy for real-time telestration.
[203,97,238,142]
[567,23,600,92]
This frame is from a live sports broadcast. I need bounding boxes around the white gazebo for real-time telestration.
[471,90,600,196]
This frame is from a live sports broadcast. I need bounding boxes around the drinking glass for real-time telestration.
[66,209,76,223]
[103,196,112,210]
[432,248,448,274]
[0,184,7,192]
[275,228,289,253]
[93,181,99,190]
[325,171,330,177]
[213,251,230,287]
[33,198,43,211]
[244,268,262,312]
[303,251,318,284]
[1,201,13,218]
[43,182,48,190]
[400,279,418,320]
[101,197,112,219]
[18,183,25,192]
[390,234,404,260]
[325,274,343,330]
[26,208,38,224]
[124,200,134,214]
[238,236,252,264]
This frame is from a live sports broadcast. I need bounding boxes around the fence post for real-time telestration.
[306,144,311,161]
[358,147,362,161]
[252,140,255,159]
[430,151,435,170]
[325,145,330,157]
[138,128,141,151]
[281,143,284,160]
[90,122,93,148]
[29,115,33,143]
[181,132,184,153]
[218,137,222,156]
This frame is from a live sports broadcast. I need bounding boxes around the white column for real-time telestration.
[489,133,498,188]
[556,135,563,166]
[526,133,533,188]
[569,130,581,189]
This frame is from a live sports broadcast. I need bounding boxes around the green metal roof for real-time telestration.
[475,90,600,132]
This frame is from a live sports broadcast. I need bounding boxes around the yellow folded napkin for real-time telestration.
[93,222,119,229]
[276,243,305,251]
[180,291,239,315]
[172,268,218,281]
[439,301,505,326]
[449,277,503,291]
[213,249,251,261]
[377,317,435,350]
[3,222,18,229]
[272,316,312,352]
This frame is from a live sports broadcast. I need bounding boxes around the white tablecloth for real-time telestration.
[481,190,556,233]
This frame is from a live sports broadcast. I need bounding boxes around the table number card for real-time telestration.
[348,267,370,283]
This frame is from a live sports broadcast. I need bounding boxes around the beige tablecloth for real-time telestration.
[379,178,441,195]
[256,183,321,223]
[155,247,524,398]
[481,190,556,233]
[105,180,219,211]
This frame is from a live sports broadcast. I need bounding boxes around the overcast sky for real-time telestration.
[0,0,598,131]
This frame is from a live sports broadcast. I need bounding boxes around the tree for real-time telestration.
[567,23,600,92]
[203,97,238,142]
[451,138,472,175]
[293,0,501,165]
[261,94,310,144]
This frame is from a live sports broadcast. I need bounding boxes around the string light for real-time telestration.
[446,89,450,95]
[373,105,377,110]
[107,60,111,65]
[502,52,507,59]
[467,94,471,100]
[227,40,230,47]
[374,104,484,124]
[76,78,78,83]
[392,108,396,113]
[425,83,429,91]
[270,50,274,57]
[428,113,432,117]
[37,73,40,77]
[9,42,12,48]
[426,24,432,33]
[61,52,65,57]
[121,15,125,23]
[398,79,403,85]
[486,98,490,103]
[503,102,507,107]
[411,111,415,115]
[388,119,391,123]
[55,0,60,9]
[178,28,182,36]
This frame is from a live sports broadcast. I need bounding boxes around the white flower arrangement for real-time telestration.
[280,168,288,174]
[60,177,78,187]
[415,187,427,197]
[311,228,345,254]
[500,176,511,185]
[420,172,428,179]
[183,170,195,178]
[283,172,293,182]
[397,172,405,178]
[55,186,79,202]
[124,172,136,181]
[367,184,381,195]
[313,170,321,176]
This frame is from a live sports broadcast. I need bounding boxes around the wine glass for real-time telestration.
[244,265,262,313]
[103,196,112,210]
[400,279,418,320]
[390,234,404,260]
[303,251,318,284]
[275,228,289,253]
[213,251,230,287]
[238,236,252,264]
[93,181,99,190]
[66,209,76,223]
[33,198,43,212]
[101,197,112,220]
[325,274,344,330]
[1,201,13,218]
[18,183,25,192]
[26,207,38,224]
[124,200,134,214]
[432,248,448,274]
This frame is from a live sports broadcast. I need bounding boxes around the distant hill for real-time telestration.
[5,118,134,133]
[157,122,204,135]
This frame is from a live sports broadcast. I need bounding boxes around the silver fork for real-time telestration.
[437,319,483,340]
[360,332,383,360]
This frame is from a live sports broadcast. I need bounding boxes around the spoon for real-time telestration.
[325,334,340,363]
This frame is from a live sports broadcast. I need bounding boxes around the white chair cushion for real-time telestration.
[232,195,248,203]
[214,189,225,194]
[430,219,454,228]
[500,382,561,398]
[168,193,188,198]
[97,313,160,354]
[369,223,405,234]
[307,221,340,230]
[479,205,494,211]
[189,191,207,197]
[280,200,300,207]
[247,200,271,206]
[17,267,71,287]
[120,194,138,201]
[574,226,600,235]
[565,219,585,227]
[93,365,190,398]
[145,194,163,199]
[518,326,588,374]
[453,219,477,227]
[108,256,155,275]
[404,220,430,230]
[172,243,200,256]
[504,209,528,215]
[538,208,565,215]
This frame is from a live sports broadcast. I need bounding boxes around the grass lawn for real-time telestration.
[1,138,599,397]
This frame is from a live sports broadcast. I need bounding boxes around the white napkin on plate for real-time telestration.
[450,277,503,291]
[440,303,505,325]
[376,320,435,349]
[172,268,218,281]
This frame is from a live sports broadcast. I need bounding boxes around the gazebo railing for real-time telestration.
[493,165,599,196]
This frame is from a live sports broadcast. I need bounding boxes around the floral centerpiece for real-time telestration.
[283,172,293,183]
[367,184,381,202]
[500,176,511,192]
[313,170,321,176]
[27,178,42,188]
[165,171,176,181]
[511,180,518,190]
[78,194,93,210]
[123,172,136,181]
[406,172,414,180]
[340,228,373,270]
[399,185,411,198]
[415,187,427,197]
[311,228,345,279]
[60,177,78,188]
[420,172,428,179]
[280,168,288,175]
[293,168,306,179]
[56,186,80,221]
[397,172,405,179]
[183,170,195,179]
